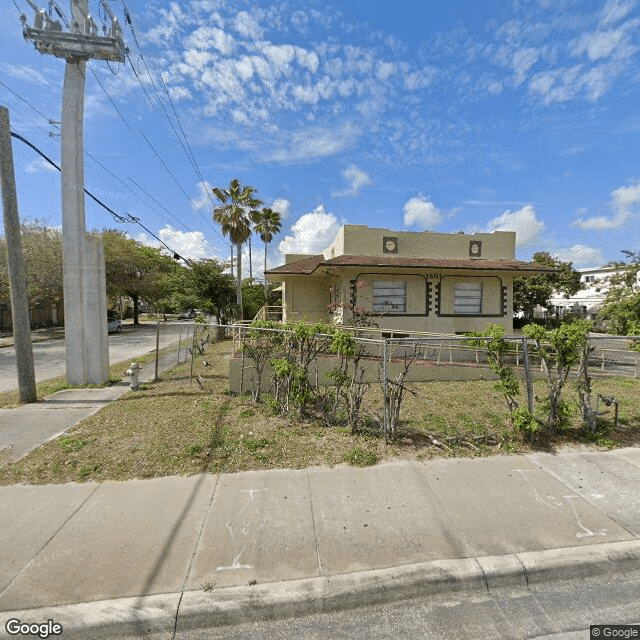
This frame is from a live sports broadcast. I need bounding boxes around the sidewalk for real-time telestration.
[1,375,640,638]
[0,351,175,463]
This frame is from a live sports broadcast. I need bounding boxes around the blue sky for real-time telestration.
[1,0,640,277]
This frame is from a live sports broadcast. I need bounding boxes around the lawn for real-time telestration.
[1,339,639,485]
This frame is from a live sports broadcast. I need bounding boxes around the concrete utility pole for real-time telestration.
[22,0,126,384]
[0,107,37,403]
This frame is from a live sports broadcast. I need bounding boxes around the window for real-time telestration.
[584,275,595,283]
[373,281,406,313]
[453,282,482,314]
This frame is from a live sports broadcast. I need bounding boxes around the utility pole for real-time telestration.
[0,107,37,403]
[22,0,126,384]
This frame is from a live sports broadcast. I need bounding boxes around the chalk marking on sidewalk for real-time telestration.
[217,488,267,571]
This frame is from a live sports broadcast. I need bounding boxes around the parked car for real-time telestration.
[107,318,122,333]
[178,309,197,320]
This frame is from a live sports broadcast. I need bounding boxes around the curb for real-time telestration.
[2,539,640,639]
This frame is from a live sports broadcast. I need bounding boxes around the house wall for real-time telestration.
[325,225,516,260]
[282,276,331,323]
[346,269,512,334]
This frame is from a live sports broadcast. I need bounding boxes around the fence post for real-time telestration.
[189,324,196,383]
[176,326,183,364]
[522,337,534,413]
[154,321,160,380]
[383,338,389,444]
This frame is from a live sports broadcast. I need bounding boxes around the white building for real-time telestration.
[547,265,621,319]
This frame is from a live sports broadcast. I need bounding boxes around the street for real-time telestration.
[0,322,183,393]
[107,572,640,639]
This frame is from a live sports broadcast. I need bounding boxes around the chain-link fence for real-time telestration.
[142,322,640,387]
[135,321,639,442]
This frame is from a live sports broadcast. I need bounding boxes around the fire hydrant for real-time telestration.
[125,362,142,390]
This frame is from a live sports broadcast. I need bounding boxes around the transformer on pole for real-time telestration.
[22,0,126,384]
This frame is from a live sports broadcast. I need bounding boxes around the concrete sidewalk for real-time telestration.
[1,446,640,638]
[0,352,176,463]
[1,356,640,637]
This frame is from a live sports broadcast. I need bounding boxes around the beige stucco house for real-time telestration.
[265,225,553,334]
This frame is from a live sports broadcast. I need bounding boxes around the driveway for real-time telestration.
[0,322,184,393]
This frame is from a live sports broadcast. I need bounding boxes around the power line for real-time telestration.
[0,82,197,234]
[12,2,229,250]
[9,128,192,262]
[88,60,228,245]
[120,2,223,228]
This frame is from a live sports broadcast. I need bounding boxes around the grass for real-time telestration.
[0,346,172,409]
[0,339,639,485]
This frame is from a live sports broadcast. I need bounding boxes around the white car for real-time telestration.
[107,318,122,333]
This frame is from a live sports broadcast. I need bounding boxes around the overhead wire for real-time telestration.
[119,1,224,228]
[0,82,195,234]
[9,129,191,262]
[12,1,230,252]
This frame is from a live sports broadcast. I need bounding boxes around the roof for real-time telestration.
[265,254,556,276]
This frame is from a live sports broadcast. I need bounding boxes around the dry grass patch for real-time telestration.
[1,339,639,485]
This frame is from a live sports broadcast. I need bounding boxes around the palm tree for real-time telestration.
[212,179,262,319]
[252,207,282,305]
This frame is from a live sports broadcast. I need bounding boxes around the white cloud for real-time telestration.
[375,61,396,82]
[278,205,342,255]
[601,0,635,26]
[574,180,640,229]
[270,198,291,218]
[262,123,360,162]
[0,63,48,85]
[403,196,444,230]
[233,10,264,39]
[144,3,187,44]
[570,28,634,61]
[331,165,372,197]
[25,158,57,174]
[193,181,213,210]
[135,225,218,261]
[485,204,544,247]
[185,26,235,55]
[555,244,605,268]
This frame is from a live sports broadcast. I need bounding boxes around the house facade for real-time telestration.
[547,265,637,320]
[266,225,552,334]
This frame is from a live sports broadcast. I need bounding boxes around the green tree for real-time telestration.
[513,252,581,320]
[189,259,236,324]
[598,251,640,335]
[102,231,175,325]
[523,319,592,430]
[0,221,63,327]
[242,280,266,320]
[211,179,263,319]
[251,206,282,302]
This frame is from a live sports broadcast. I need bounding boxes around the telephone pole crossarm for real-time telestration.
[22,2,126,62]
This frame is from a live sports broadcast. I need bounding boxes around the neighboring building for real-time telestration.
[265,225,553,334]
[547,265,627,320]
[0,300,64,331]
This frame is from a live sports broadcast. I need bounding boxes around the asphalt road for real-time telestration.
[0,322,186,393]
[105,572,640,639]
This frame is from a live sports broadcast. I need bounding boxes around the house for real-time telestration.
[265,225,553,334]
[547,265,633,320]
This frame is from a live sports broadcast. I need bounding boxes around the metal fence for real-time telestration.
[133,321,639,443]
[143,321,640,385]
